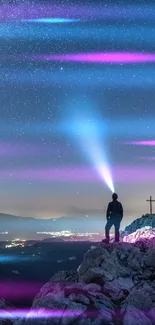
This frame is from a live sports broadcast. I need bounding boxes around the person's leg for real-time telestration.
[114,218,121,242]
[105,218,114,243]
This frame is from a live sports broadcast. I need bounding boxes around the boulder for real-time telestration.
[148,307,155,323]
[78,266,113,284]
[78,245,130,283]
[121,288,153,312]
[11,240,155,325]
[143,251,155,268]
[110,277,134,292]
[104,281,125,302]
[69,294,90,305]
[123,308,152,325]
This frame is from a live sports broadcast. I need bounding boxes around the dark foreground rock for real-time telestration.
[12,239,155,325]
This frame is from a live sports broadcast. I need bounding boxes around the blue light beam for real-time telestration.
[0,255,41,263]
[64,97,115,193]
[76,120,114,193]
[23,18,80,23]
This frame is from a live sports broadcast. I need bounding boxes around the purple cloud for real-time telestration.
[7,52,155,64]
[0,166,154,183]
[0,4,153,21]
[0,143,69,158]
[122,140,155,146]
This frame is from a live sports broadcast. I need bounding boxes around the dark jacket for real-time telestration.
[106,200,123,220]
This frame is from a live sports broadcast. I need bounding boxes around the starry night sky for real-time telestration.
[0,0,155,227]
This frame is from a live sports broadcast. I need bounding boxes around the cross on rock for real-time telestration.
[146,196,155,214]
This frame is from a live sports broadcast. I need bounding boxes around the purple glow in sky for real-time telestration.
[0,4,154,21]
[0,166,154,183]
[141,157,155,160]
[123,140,155,146]
[27,52,155,64]
[0,143,40,156]
[0,143,68,157]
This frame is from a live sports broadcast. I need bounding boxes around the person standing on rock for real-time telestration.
[103,193,123,243]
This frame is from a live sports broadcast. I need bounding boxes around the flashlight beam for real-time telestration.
[74,119,114,193]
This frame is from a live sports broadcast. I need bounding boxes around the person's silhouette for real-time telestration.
[104,193,123,243]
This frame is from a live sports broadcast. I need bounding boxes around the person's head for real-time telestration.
[112,193,118,201]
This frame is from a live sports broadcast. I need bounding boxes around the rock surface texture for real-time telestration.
[122,214,155,235]
[123,226,155,245]
[13,240,155,325]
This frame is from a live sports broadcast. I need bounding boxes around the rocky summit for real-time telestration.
[11,239,155,325]
[122,214,155,236]
[123,226,155,244]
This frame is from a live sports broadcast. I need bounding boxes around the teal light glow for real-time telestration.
[23,18,80,23]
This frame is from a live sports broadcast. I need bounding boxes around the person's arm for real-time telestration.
[120,203,123,220]
[106,203,111,220]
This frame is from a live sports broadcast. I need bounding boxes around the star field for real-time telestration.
[0,0,155,227]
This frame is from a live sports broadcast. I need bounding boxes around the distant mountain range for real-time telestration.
[0,212,155,241]
[0,213,105,239]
